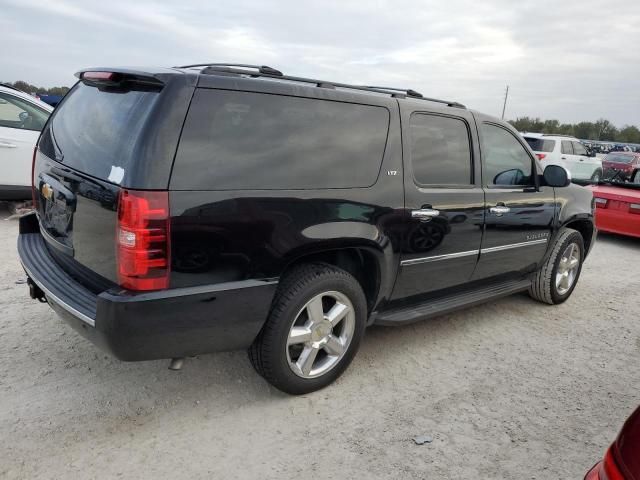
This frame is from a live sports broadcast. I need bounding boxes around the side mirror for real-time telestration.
[543,165,571,187]
[18,111,29,122]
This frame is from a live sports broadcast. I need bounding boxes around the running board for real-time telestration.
[374,279,532,326]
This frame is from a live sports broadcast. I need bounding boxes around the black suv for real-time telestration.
[18,64,595,394]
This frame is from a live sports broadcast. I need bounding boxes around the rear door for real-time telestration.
[391,106,484,300]
[472,119,554,280]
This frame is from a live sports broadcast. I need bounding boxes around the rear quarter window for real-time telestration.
[171,90,390,190]
[524,137,555,153]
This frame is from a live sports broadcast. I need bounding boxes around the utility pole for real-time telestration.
[501,85,509,120]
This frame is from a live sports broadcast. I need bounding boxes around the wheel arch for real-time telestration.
[278,245,392,314]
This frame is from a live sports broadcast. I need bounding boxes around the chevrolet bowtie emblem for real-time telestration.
[41,183,54,201]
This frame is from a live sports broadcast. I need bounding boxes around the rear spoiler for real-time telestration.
[75,68,166,91]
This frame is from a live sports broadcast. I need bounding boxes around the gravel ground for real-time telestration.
[1,207,639,479]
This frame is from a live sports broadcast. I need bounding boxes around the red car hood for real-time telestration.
[589,185,640,202]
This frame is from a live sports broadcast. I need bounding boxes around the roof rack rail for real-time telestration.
[176,63,283,76]
[541,134,575,138]
[179,64,466,109]
[362,85,464,107]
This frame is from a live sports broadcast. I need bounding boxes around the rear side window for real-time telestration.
[171,90,390,190]
[561,141,574,154]
[524,137,555,153]
[409,114,472,186]
[40,83,159,181]
[605,153,635,164]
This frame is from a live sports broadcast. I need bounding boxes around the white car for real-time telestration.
[522,134,603,182]
[0,84,53,199]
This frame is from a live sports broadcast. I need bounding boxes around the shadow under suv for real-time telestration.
[18,64,596,394]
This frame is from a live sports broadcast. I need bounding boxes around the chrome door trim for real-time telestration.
[400,249,479,266]
[480,238,548,254]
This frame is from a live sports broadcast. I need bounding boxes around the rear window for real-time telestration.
[39,83,159,182]
[605,153,635,164]
[171,89,390,190]
[524,137,555,153]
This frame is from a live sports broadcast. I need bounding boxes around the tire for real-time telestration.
[529,228,584,305]
[248,263,367,395]
[590,169,602,182]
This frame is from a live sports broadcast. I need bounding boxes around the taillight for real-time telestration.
[31,147,38,208]
[536,153,547,161]
[116,189,170,291]
[595,197,608,208]
[599,445,624,480]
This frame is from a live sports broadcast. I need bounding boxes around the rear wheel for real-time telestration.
[529,228,584,305]
[248,263,366,395]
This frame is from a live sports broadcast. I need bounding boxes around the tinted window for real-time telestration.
[524,137,556,153]
[41,83,159,181]
[572,141,588,156]
[0,92,49,131]
[481,124,533,186]
[172,90,390,190]
[410,114,472,185]
[561,141,574,154]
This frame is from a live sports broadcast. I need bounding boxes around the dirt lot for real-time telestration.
[1,208,639,480]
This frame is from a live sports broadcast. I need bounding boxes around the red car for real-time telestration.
[602,152,640,183]
[589,184,640,238]
[585,406,640,479]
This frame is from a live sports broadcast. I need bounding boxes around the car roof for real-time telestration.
[79,64,468,112]
[0,85,54,112]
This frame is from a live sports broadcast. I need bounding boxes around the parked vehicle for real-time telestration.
[523,134,603,182]
[601,152,640,183]
[18,64,596,394]
[36,94,64,108]
[585,405,640,479]
[0,84,53,199]
[589,182,640,238]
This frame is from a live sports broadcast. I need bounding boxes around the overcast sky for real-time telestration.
[2,0,639,125]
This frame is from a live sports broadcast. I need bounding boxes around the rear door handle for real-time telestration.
[489,205,510,216]
[411,208,440,221]
[0,140,17,148]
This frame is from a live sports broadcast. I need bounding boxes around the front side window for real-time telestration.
[561,141,574,155]
[0,92,50,131]
[572,141,588,156]
[410,114,472,186]
[480,123,534,186]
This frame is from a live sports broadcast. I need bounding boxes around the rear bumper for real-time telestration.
[595,209,640,238]
[17,214,277,361]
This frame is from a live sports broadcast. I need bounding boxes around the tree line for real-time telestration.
[3,80,70,97]
[509,117,640,144]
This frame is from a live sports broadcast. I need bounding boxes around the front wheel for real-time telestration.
[248,263,366,395]
[529,228,584,305]
[590,169,602,182]
[633,170,640,184]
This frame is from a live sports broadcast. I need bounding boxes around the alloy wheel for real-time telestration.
[556,242,581,295]
[286,291,356,379]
